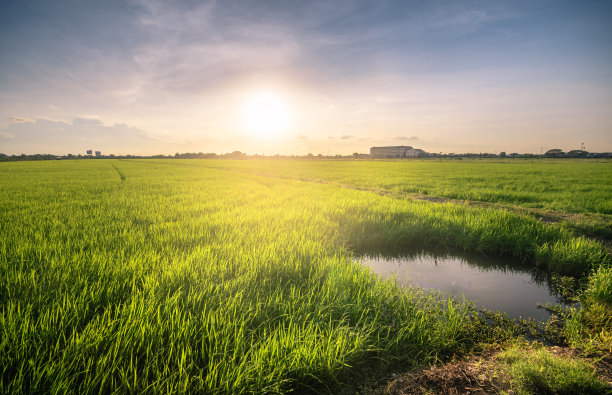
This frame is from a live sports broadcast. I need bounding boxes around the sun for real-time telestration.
[241,92,293,137]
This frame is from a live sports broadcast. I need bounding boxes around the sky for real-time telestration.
[1,0,611,156]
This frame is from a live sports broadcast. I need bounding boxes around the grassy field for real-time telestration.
[213,159,612,214]
[215,158,612,243]
[1,159,610,393]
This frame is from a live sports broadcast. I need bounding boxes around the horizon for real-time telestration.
[2,145,607,158]
[1,0,611,156]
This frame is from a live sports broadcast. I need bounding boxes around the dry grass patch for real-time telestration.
[380,346,611,395]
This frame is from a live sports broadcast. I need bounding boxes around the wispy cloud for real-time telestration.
[73,117,103,126]
[426,6,517,33]
[125,0,300,98]
[0,131,15,139]
[394,136,419,141]
[9,116,34,123]
[1,117,166,154]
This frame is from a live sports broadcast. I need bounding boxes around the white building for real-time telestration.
[370,146,427,158]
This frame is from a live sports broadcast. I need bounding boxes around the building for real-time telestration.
[86,150,93,155]
[405,148,426,157]
[95,151,102,157]
[370,146,427,158]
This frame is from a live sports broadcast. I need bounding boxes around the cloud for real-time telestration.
[340,135,353,140]
[9,116,34,123]
[426,7,517,33]
[126,0,301,97]
[73,117,104,126]
[394,136,419,141]
[0,131,15,139]
[0,117,163,154]
[432,10,497,28]
[296,134,309,140]
[34,117,71,127]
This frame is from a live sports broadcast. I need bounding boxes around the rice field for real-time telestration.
[214,159,612,214]
[1,159,610,393]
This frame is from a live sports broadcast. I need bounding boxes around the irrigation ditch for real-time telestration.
[359,251,569,322]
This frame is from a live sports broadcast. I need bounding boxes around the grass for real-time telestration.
[498,347,609,394]
[586,265,612,305]
[0,159,610,393]
[180,158,612,243]
[209,159,612,215]
[563,265,612,352]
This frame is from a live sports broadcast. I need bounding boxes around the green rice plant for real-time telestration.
[585,265,612,305]
[563,266,612,352]
[208,159,612,215]
[0,160,478,393]
[0,159,609,393]
[535,238,611,276]
[498,347,610,394]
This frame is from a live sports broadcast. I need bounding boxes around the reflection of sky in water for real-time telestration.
[361,255,562,322]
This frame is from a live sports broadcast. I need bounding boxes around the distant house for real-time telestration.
[86,150,93,155]
[95,151,102,157]
[370,146,427,158]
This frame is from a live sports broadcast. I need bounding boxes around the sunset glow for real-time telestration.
[241,92,293,138]
[0,1,611,155]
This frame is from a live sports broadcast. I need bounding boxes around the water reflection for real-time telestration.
[360,251,565,322]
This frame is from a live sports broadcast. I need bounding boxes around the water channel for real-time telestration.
[361,252,567,322]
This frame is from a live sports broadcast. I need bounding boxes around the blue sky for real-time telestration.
[1,0,611,155]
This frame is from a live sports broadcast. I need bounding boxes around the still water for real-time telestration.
[361,253,565,322]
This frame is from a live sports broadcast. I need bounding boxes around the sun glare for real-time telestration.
[241,92,293,137]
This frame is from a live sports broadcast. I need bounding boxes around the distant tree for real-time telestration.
[229,151,246,159]
[545,149,564,158]
[499,152,507,158]
[567,150,588,158]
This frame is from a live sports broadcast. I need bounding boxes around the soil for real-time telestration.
[375,347,612,395]
[376,352,508,395]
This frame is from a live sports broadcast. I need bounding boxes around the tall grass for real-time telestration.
[0,159,609,393]
[498,347,609,394]
[0,161,471,393]
[207,159,612,214]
